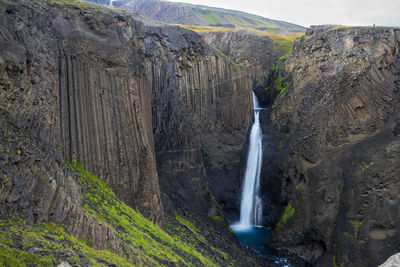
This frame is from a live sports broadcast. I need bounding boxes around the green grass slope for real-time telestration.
[190,4,304,33]
[85,0,304,34]
[0,160,235,266]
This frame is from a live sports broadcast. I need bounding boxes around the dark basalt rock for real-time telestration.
[203,30,285,106]
[0,0,283,264]
[270,26,400,266]
[0,0,163,241]
[144,23,254,226]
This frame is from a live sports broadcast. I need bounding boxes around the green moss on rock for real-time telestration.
[0,220,131,266]
[211,216,223,222]
[276,201,295,229]
[68,160,220,266]
[350,220,364,239]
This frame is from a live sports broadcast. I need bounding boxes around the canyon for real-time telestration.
[0,0,399,266]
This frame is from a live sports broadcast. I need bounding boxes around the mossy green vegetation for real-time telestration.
[350,220,364,239]
[296,183,306,200]
[175,212,201,235]
[211,47,243,67]
[188,4,304,34]
[0,220,131,266]
[352,161,374,176]
[177,24,235,33]
[168,213,231,264]
[211,216,223,222]
[48,0,99,10]
[194,11,226,25]
[333,255,338,267]
[68,160,220,266]
[269,61,290,109]
[274,38,293,61]
[276,201,295,229]
[278,139,286,150]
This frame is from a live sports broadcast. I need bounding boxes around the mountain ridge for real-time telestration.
[85,0,305,34]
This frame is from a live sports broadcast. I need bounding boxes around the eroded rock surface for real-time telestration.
[144,24,254,223]
[271,26,400,266]
[203,31,285,105]
[0,0,162,246]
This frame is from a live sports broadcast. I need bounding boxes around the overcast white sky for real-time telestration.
[168,0,400,27]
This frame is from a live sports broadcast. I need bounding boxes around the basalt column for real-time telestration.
[145,25,253,219]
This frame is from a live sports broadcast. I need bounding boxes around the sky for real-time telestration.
[168,0,400,27]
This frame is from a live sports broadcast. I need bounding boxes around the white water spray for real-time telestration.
[235,92,263,229]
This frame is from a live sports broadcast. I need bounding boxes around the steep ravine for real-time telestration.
[270,26,400,266]
[0,0,283,265]
[144,25,255,223]
[5,1,399,267]
[203,30,286,104]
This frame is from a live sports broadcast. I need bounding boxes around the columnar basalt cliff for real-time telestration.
[0,0,162,233]
[143,25,254,221]
[203,30,285,102]
[0,1,274,264]
[270,26,400,266]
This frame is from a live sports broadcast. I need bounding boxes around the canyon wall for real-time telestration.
[0,0,162,237]
[203,30,284,104]
[0,0,259,243]
[143,25,254,221]
[271,26,400,266]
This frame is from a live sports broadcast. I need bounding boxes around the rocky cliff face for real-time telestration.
[143,24,254,222]
[0,0,264,256]
[271,26,400,266]
[0,0,162,240]
[203,31,285,105]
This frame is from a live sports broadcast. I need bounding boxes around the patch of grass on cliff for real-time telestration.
[276,201,295,229]
[270,61,290,109]
[211,216,223,222]
[177,24,235,32]
[350,220,364,239]
[274,38,293,60]
[298,35,306,44]
[211,47,243,67]
[194,11,226,25]
[68,160,217,266]
[0,219,131,266]
[48,0,100,11]
[170,213,231,264]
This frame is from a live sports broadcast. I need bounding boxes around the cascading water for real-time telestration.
[230,92,291,267]
[237,92,263,227]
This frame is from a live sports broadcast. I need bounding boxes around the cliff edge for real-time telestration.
[271,25,400,266]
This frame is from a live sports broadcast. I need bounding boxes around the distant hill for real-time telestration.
[85,0,305,34]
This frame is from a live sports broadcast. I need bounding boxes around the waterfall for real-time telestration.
[236,92,263,228]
